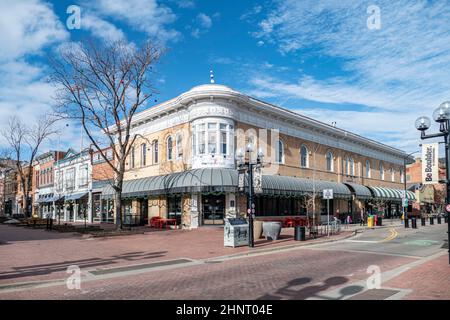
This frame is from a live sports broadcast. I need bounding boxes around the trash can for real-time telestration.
[367,216,374,228]
[404,218,409,228]
[430,216,434,225]
[411,217,417,229]
[437,216,442,224]
[377,217,382,226]
[294,225,306,241]
[421,218,426,226]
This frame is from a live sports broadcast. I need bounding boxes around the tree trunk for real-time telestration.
[114,189,122,230]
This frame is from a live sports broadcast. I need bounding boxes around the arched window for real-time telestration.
[141,143,146,167]
[152,140,158,164]
[300,145,308,168]
[366,160,371,178]
[400,168,404,183]
[276,140,284,163]
[326,151,333,172]
[176,134,183,158]
[344,157,349,175]
[167,136,173,161]
[391,168,395,182]
[380,163,384,180]
[130,146,135,168]
[349,157,354,176]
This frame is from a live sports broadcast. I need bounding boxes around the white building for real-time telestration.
[53,149,93,222]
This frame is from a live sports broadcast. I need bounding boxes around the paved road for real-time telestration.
[0,224,448,300]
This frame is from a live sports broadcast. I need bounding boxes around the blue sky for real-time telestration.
[1,0,450,156]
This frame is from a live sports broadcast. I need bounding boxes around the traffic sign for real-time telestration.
[323,189,333,199]
[446,204,450,213]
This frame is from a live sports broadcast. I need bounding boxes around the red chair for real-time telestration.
[150,216,162,228]
[285,218,295,228]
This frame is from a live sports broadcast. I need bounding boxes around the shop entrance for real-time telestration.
[202,194,225,225]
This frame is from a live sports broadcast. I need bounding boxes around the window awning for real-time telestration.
[366,186,415,202]
[65,192,88,201]
[101,168,352,200]
[343,183,372,200]
[259,175,352,199]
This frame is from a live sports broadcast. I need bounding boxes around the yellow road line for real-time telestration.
[380,228,398,242]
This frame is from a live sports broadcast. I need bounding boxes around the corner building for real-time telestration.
[102,84,415,228]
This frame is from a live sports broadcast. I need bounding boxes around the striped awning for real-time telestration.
[101,168,352,200]
[366,186,415,202]
[343,183,372,200]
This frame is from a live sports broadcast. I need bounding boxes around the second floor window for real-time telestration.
[167,136,173,161]
[153,140,159,163]
[391,168,395,182]
[276,140,284,163]
[79,165,88,186]
[141,143,147,166]
[366,160,371,178]
[380,163,384,180]
[66,168,75,190]
[326,151,333,171]
[400,169,404,183]
[300,145,308,168]
[176,134,183,158]
[131,147,135,168]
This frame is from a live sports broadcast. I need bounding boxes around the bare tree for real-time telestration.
[1,116,56,217]
[50,40,163,229]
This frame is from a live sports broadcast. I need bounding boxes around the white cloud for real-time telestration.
[87,0,180,43]
[82,14,126,42]
[0,0,68,62]
[197,13,212,28]
[247,0,450,152]
[176,0,195,9]
[0,0,70,149]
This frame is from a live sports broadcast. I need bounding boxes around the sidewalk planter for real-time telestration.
[253,220,263,240]
[262,221,282,241]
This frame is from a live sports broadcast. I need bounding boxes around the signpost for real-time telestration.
[323,189,334,237]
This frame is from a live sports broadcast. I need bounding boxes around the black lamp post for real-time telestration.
[415,101,450,264]
[236,144,264,248]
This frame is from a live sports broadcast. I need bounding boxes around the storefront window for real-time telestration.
[199,124,205,154]
[255,197,305,216]
[168,195,182,224]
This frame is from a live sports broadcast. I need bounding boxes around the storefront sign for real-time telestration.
[421,143,439,184]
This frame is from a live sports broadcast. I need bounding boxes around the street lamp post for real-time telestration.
[236,144,264,248]
[415,101,450,264]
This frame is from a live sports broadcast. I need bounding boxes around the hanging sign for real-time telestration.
[421,143,439,184]
[253,166,263,194]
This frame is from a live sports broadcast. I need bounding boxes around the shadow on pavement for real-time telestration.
[257,276,364,300]
[0,251,168,281]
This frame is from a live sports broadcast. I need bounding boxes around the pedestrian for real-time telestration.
[374,214,378,226]
[347,215,352,225]
[360,209,365,226]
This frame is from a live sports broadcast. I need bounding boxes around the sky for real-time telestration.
[1,0,450,157]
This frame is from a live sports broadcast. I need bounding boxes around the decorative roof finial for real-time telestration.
[210,70,215,84]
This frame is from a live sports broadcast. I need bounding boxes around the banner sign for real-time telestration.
[422,143,439,184]
[253,166,263,194]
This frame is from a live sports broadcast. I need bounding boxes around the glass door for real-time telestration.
[202,194,225,225]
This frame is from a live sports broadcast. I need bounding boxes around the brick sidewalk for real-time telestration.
[0,224,352,286]
[384,253,450,300]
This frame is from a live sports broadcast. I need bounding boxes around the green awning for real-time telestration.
[366,186,415,202]
[343,183,372,200]
[101,169,352,200]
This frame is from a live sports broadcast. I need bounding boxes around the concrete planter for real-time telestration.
[262,221,282,241]
[253,220,263,240]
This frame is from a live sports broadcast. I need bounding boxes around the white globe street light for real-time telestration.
[414,116,431,131]
[433,101,450,123]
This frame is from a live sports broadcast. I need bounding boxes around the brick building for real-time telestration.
[100,83,415,227]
